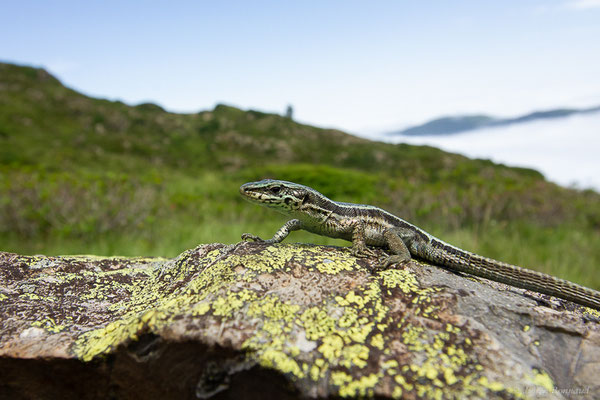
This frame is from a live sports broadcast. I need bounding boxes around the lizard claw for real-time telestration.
[242,233,277,244]
[370,255,411,274]
[242,233,264,242]
[351,246,378,259]
[382,255,411,268]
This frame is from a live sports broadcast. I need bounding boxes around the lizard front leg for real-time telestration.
[242,219,303,244]
[381,229,412,267]
[350,221,378,258]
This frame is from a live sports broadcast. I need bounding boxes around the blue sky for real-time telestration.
[2,0,600,132]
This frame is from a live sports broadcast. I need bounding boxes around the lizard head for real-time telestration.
[240,179,312,215]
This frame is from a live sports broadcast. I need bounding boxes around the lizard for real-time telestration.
[239,179,600,310]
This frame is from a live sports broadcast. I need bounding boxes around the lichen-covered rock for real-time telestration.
[0,243,599,399]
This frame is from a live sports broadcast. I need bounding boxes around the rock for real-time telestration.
[0,243,599,399]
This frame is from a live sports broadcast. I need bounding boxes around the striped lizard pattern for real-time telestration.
[240,179,600,310]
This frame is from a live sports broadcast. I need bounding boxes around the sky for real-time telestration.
[2,0,600,133]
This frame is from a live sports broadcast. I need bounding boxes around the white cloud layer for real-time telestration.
[565,0,600,9]
[380,113,600,191]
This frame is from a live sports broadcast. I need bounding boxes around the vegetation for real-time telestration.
[1,62,599,289]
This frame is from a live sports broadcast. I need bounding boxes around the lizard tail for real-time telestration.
[426,238,600,310]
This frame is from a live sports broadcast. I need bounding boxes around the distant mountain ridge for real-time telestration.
[391,105,600,136]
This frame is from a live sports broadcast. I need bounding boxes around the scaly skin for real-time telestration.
[240,179,600,310]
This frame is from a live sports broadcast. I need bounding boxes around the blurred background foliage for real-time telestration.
[1,62,599,289]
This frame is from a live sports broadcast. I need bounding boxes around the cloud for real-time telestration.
[564,0,600,9]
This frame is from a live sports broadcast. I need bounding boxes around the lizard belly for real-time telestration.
[364,224,388,247]
[304,220,353,241]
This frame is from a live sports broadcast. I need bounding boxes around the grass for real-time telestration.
[3,200,598,289]
[1,61,600,290]
[2,166,598,290]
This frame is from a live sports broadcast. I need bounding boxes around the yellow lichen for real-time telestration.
[379,268,419,293]
[443,368,458,385]
[370,333,384,350]
[31,317,65,333]
[317,335,344,361]
[299,307,337,340]
[20,293,41,300]
[331,370,353,386]
[338,373,380,397]
[192,302,211,316]
[337,308,359,328]
[529,368,554,393]
[310,255,357,274]
[340,344,370,369]
[392,386,403,398]
[212,289,256,317]
[309,365,320,381]
[260,349,305,378]
[477,376,505,392]
[346,321,375,343]
[60,245,535,398]
[583,307,600,318]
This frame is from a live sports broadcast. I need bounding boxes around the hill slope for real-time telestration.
[1,61,599,288]
[0,62,493,179]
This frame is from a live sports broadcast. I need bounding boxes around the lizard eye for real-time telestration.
[270,186,281,194]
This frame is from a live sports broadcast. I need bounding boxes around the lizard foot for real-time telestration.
[370,256,411,273]
[242,234,276,244]
[242,233,265,242]
[380,255,412,269]
[351,246,378,259]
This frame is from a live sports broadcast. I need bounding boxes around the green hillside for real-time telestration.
[1,61,599,289]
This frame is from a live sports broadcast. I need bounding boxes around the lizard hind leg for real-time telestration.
[382,230,412,268]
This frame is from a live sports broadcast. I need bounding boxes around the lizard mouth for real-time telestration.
[239,183,271,204]
[239,183,289,213]
[239,183,259,196]
[239,184,257,200]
